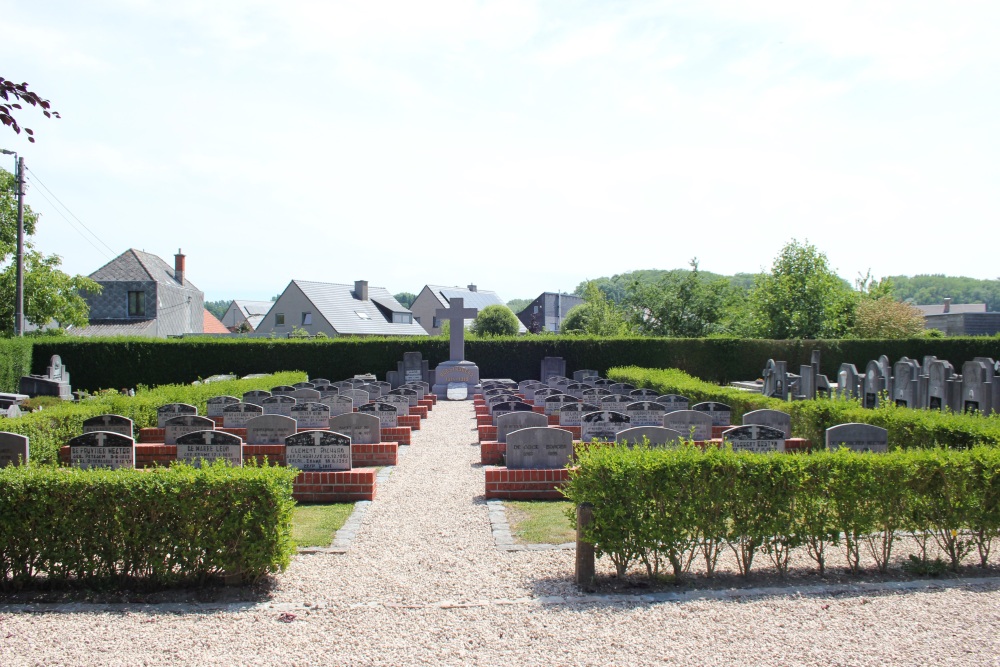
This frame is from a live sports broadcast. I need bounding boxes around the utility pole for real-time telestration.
[14,156,24,336]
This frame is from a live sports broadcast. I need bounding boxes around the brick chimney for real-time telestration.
[355,280,369,301]
[943,297,952,313]
[174,249,185,284]
[467,284,477,292]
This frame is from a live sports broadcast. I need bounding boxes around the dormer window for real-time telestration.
[128,291,146,317]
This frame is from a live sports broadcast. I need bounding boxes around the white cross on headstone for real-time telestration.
[436,297,478,362]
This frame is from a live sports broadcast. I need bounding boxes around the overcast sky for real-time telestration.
[2,1,998,302]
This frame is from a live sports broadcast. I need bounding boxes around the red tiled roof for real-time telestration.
[203,309,229,334]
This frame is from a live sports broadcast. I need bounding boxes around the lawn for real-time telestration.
[504,500,576,545]
[291,503,355,547]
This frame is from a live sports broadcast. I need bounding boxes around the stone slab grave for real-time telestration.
[563,383,589,399]
[164,415,215,445]
[518,381,544,400]
[19,354,73,400]
[580,410,630,442]
[494,411,549,444]
[761,359,789,400]
[291,402,331,429]
[863,360,886,408]
[270,385,296,397]
[290,388,322,403]
[321,394,356,417]
[286,430,352,471]
[609,383,636,396]
[262,395,296,416]
[582,387,611,401]
[506,426,574,469]
[573,369,600,382]
[206,395,240,418]
[491,400,534,421]
[599,394,632,412]
[962,359,994,414]
[825,423,889,453]
[242,390,272,407]
[625,401,668,427]
[310,378,331,386]
[692,401,732,426]
[836,364,861,400]
[401,382,428,400]
[329,412,381,444]
[314,384,339,398]
[156,403,197,428]
[82,414,134,438]
[663,410,713,441]
[246,414,297,445]
[387,387,417,407]
[723,424,786,453]
[379,394,411,416]
[432,297,481,399]
[0,432,29,466]
[558,402,600,427]
[742,409,792,439]
[615,426,684,447]
[630,388,658,399]
[928,359,957,411]
[398,351,430,387]
[540,357,567,387]
[592,379,615,388]
[292,382,316,390]
[68,431,135,469]
[532,388,560,407]
[543,393,578,416]
[175,430,243,467]
[356,383,382,400]
[892,358,920,408]
[223,402,264,428]
[340,389,371,409]
[359,402,398,429]
[655,394,690,413]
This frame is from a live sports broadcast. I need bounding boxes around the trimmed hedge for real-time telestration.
[0,460,298,589]
[2,371,306,466]
[27,336,1000,392]
[607,366,1000,450]
[0,337,33,393]
[563,444,1000,578]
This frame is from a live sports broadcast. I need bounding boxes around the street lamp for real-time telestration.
[1,148,24,336]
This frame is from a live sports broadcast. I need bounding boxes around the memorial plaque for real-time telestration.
[175,430,243,467]
[156,403,197,428]
[558,403,600,427]
[495,411,548,443]
[742,409,792,439]
[625,401,668,427]
[663,410,712,441]
[580,411,630,442]
[82,414,133,437]
[290,388,321,402]
[206,395,240,418]
[262,395,296,417]
[608,383,636,395]
[491,400,534,420]
[692,402,732,426]
[242,390,272,407]
[0,432,28,467]
[599,394,632,412]
[615,426,684,448]
[654,394,690,413]
[222,402,263,428]
[359,402,398,428]
[321,394,356,417]
[543,393,578,416]
[286,430,352,471]
[164,415,215,445]
[290,402,331,429]
[69,432,134,469]
[723,424,786,453]
[292,382,316,390]
[270,385,296,396]
[245,414,296,445]
[328,412,380,444]
[825,423,889,453]
[506,427,574,469]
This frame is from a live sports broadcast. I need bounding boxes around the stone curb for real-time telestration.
[486,498,574,552]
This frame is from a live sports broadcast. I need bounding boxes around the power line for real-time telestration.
[25,183,114,260]
[24,166,117,257]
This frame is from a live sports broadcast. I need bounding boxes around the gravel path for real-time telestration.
[3,400,1000,666]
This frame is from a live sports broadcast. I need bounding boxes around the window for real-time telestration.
[533,306,539,314]
[356,311,371,320]
[414,316,421,324]
[275,313,285,326]
[302,312,312,325]
[432,316,440,328]
[393,313,412,324]
[128,291,146,317]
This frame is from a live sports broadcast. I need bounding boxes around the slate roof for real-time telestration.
[233,300,274,330]
[916,303,988,315]
[203,309,229,334]
[89,249,199,291]
[69,319,158,337]
[424,285,527,333]
[293,280,428,336]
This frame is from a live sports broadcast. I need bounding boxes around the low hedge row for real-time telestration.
[563,445,1000,578]
[0,461,298,589]
[607,366,1000,450]
[2,371,306,466]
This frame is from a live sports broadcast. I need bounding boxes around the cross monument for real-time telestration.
[437,297,477,362]
[431,297,483,400]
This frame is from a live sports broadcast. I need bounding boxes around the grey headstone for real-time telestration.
[825,422,889,453]
[164,415,216,445]
[491,401,535,420]
[625,401,668,427]
[290,402,331,429]
[495,411,549,443]
[385,387,416,407]
[692,402,731,426]
[580,410,631,442]
[292,382,316,390]
[582,387,612,400]
[69,432,135,469]
[290,388,322,402]
[654,394,690,413]
[245,414,297,445]
[629,388,659,399]
[927,360,956,411]
[328,412,381,445]
[359,402,398,429]
[262,394,296,417]
[892,358,920,408]
[615,426,684,448]
[742,409,792,439]
[599,394,633,411]
[222,402,264,428]
[206,395,240,418]
[506,427,574,469]
[156,403,197,428]
[573,369,600,382]
[558,403,600,427]
[962,360,994,415]
[270,385,296,396]
[663,410,713,441]
[82,414,133,437]
[609,383,636,396]
[540,357,566,385]
[321,394,356,417]
[836,364,860,400]
[0,432,29,467]
[531,388,560,407]
[175,430,243,466]
[543,394,578,416]
[242,390,272,407]
[286,430,352,471]
[723,424,786,453]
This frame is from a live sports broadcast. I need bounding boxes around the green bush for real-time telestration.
[470,305,520,337]
[0,337,33,393]
[563,444,1000,579]
[0,460,297,588]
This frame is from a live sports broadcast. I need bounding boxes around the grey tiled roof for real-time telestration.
[425,285,527,333]
[89,249,199,291]
[69,319,158,337]
[294,280,428,336]
[234,300,275,330]
[916,303,988,315]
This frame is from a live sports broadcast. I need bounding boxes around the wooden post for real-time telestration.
[575,502,595,590]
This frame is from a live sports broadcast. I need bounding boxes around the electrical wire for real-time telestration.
[23,184,113,260]
[24,166,117,258]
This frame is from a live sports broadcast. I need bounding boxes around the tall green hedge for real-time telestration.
[27,335,1000,391]
[0,337,33,393]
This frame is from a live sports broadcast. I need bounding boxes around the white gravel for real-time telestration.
[2,399,1000,666]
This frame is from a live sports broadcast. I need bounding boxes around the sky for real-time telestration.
[1,1,998,303]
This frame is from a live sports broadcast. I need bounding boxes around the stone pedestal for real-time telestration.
[432,360,482,400]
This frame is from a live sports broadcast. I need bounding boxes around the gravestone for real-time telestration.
[582,387,612,401]
[545,375,568,388]
[863,360,885,409]
[290,402,331,429]
[359,402,398,429]
[156,403,197,428]
[598,394,632,412]
[19,354,73,400]
[175,430,243,467]
[506,427,574,469]
[82,414,133,437]
[629,388,659,399]
[262,395,296,416]
[375,381,393,396]
[663,410,712,441]
[825,423,889,453]
[692,401,732,426]
[592,379,615,388]
[625,401,668,427]
[357,383,382,399]
[798,365,816,400]
[491,400,534,420]
[292,382,316,390]
[431,297,481,399]
[961,360,993,414]
[321,394,356,417]
[615,426,684,448]
[495,411,549,443]
[655,394,690,413]
[0,432,28,467]
[723,424,786,453]
[222,402,263,428]
[206,395,240,418]
[242,390,272,407]
[286,430,352,471]
[487,394,520,412]
[310,378,331,386]
[564,383,589,399]
[927,360,956,411]
[540,357,566,386]
[892,358,920,408]
[315,385,339,399]
[164,415,215,445]
[328,412,380,444]
[543,394,579,416]
[761,359,789,400]
[400,383,427,400]
[573,369,600,382]
[379,393,411,415]
[332,381,355,391]
[609,383,636,395]
[290,388,322,403]
[558,402,600,427]
[836,364,860,400]
[270,385,296,396]
[531,388,560,407]
[68,432,134,469]
[580,411,630,442]
[519,381,544,400]
[742,409,792,439]
[386,387,417,407]
[245,414,297,445]
[399,351,430,386]
[340,389,371,409]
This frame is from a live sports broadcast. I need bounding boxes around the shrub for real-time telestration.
[470,305,520,337]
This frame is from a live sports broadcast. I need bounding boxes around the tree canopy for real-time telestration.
[0,77,59,143]
[470,304,519,336]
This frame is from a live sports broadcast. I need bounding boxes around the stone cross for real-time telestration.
[436,297,478,362]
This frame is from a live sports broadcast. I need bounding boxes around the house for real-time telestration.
[917,299,1000,336]
[221,300,274,332]
[203,309,230,334]
[71,249,204,337]
[256,280,427,337]
[516,292,584,333]
[410,284,526,335]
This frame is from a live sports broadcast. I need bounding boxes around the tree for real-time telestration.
[622,258,732,337]
[745,240,856,339]
[850,273,926,338]
[204,299,230,319]
[505,298,531,313]
[561,281,631,336]
[1,77,59,143]
[394,292,416,309]
[0,168,99,332]
[470,304,519,336]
